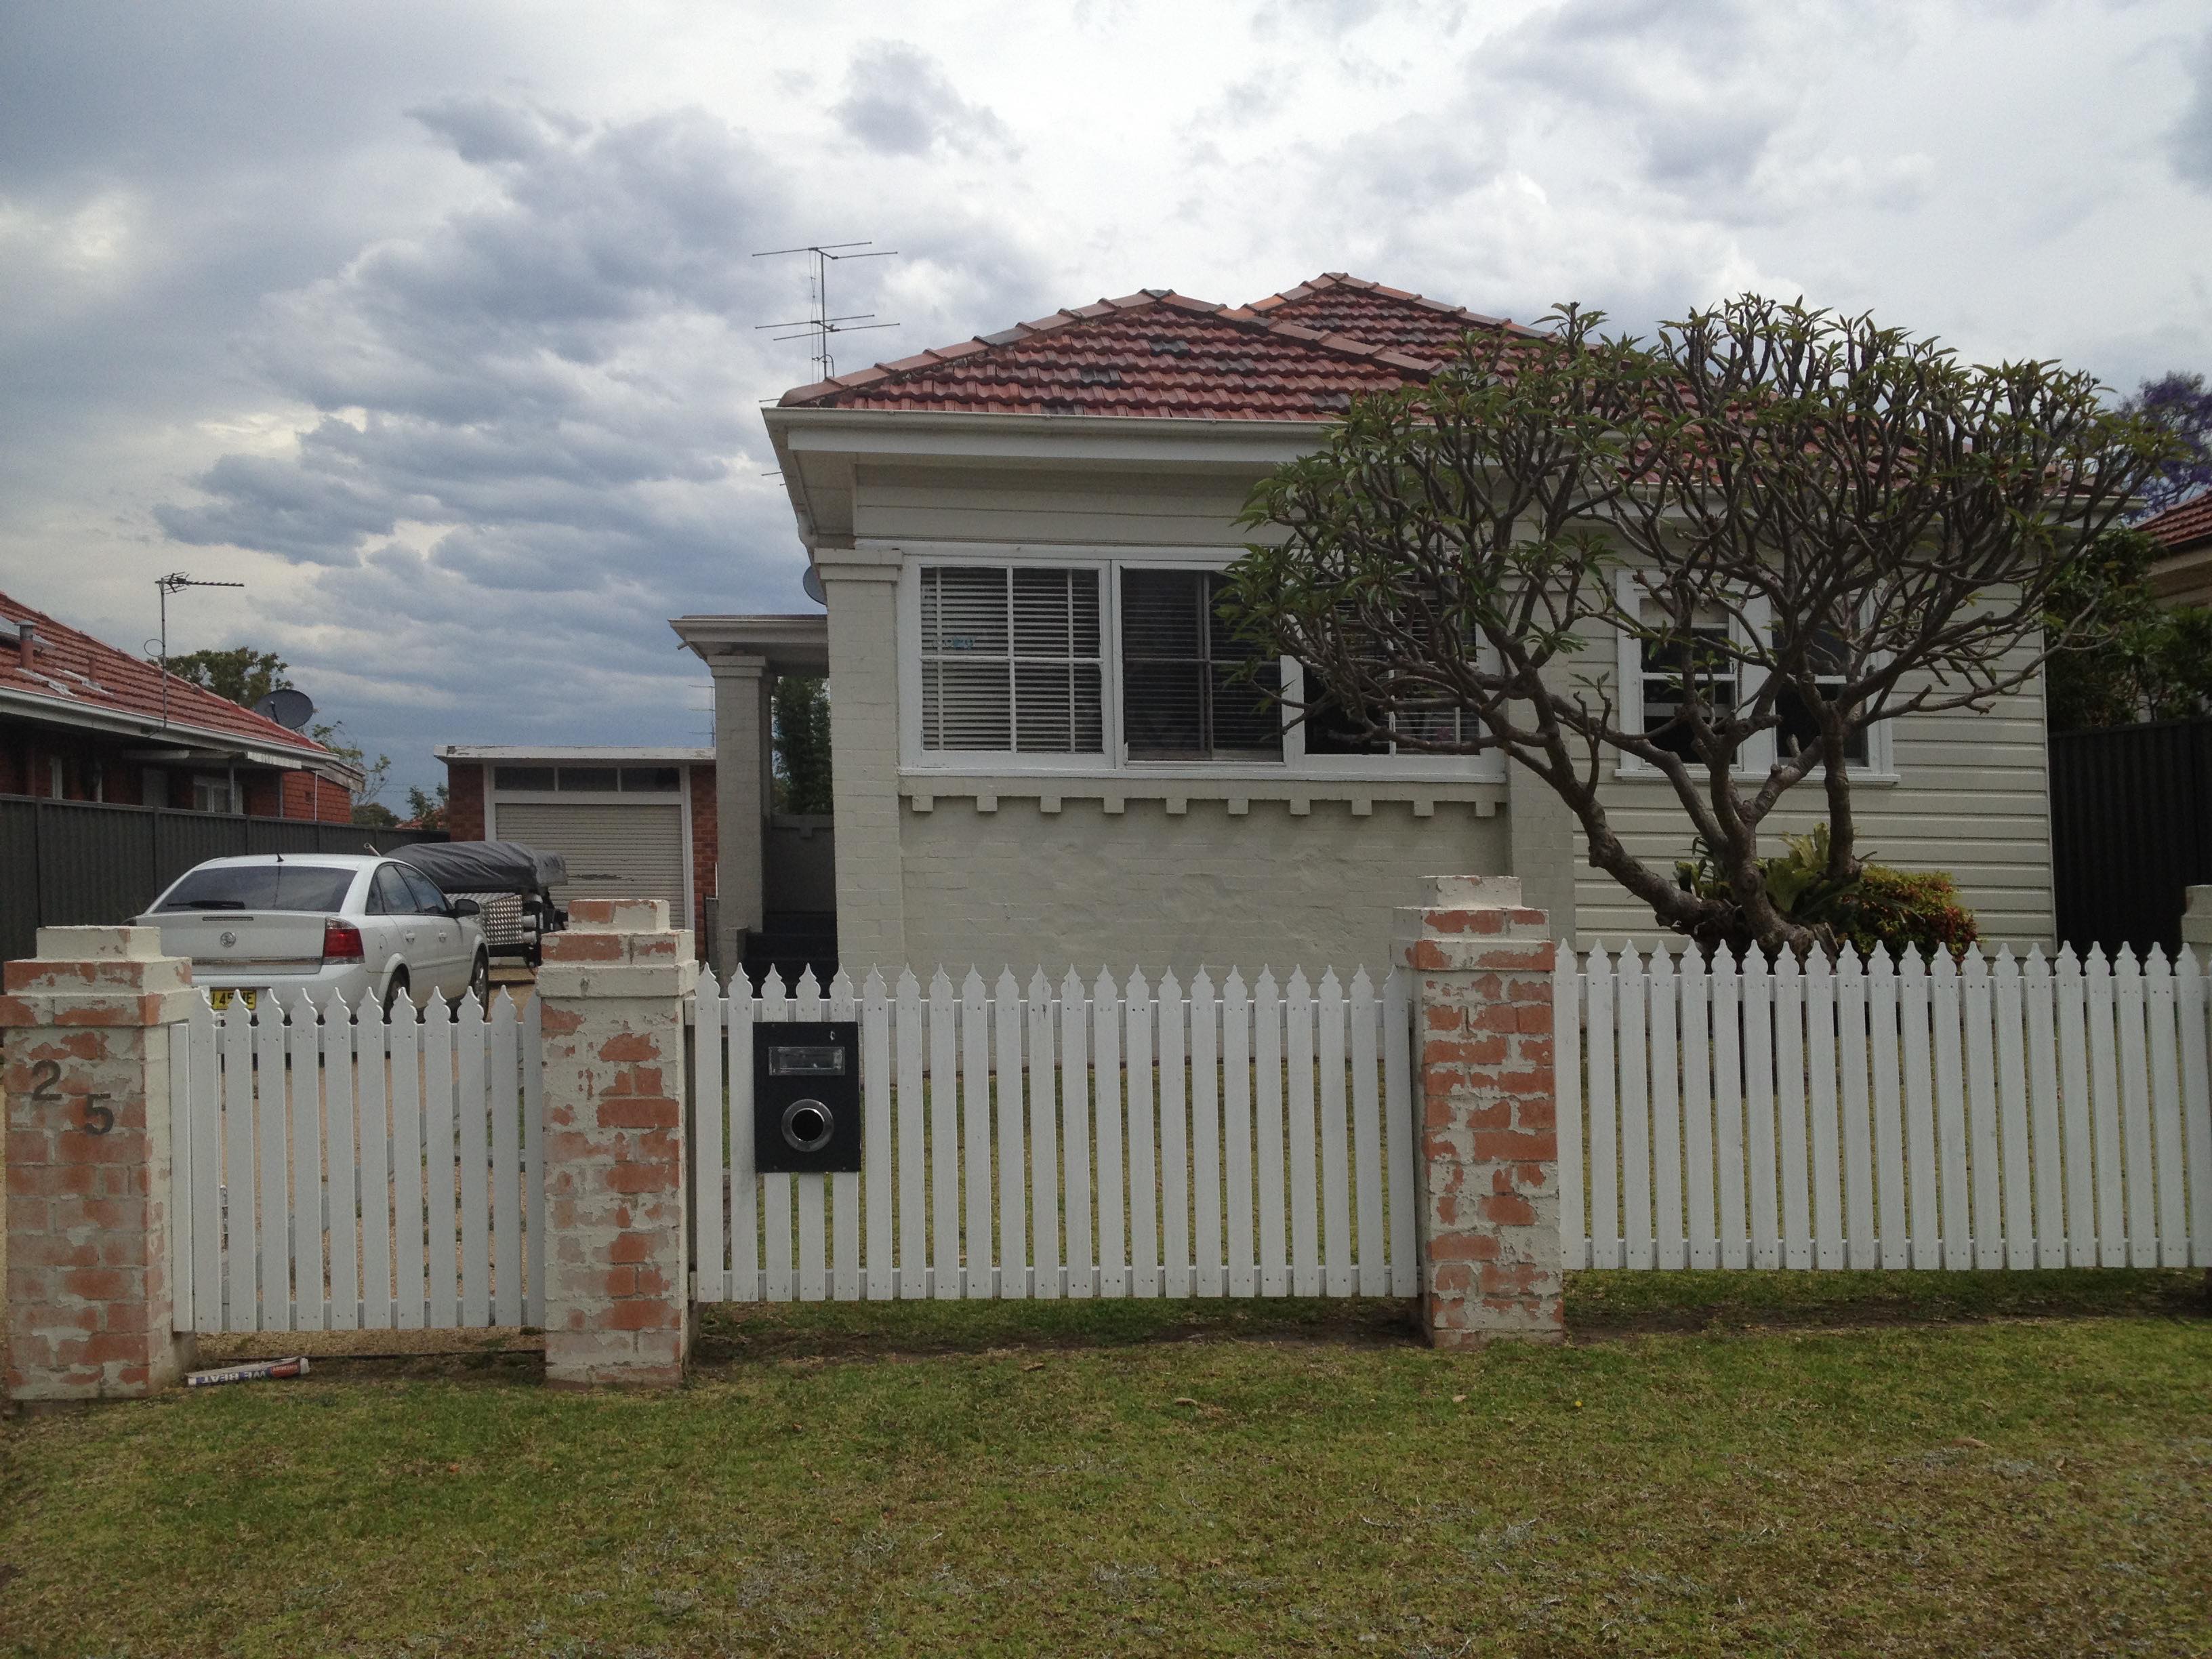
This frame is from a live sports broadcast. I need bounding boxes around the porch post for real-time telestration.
[2,926,199,1400]
[537,899,697,1387]
[708,652,771,978]
[1395,876,1565,1346]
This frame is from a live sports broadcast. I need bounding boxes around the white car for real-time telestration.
[137,853,490,1018]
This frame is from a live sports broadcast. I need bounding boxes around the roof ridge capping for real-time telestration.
[1246,272,1548,342]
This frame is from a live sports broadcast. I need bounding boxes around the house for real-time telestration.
[0,589,359,818]
[676,274,2060,977]
[2141,492,2212,608]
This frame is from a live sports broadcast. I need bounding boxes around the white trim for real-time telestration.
[437,744,714,763]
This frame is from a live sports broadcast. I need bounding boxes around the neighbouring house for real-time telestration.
[0,588,359,818]
[2142,491,2212,608]
[434,740,836,977]
[670,272,2060,977]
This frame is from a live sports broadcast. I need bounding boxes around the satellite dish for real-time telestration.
[253,687,316,731]
[802,565,825,605]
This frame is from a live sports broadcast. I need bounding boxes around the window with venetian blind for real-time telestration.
[1120,570,1283,760]
[918,566,1104,754]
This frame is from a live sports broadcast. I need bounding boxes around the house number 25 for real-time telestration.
[24,1059,114,1136]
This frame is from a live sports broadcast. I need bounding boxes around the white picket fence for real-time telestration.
[693,966,1419,1303]
[1557,943,2212,1272]
[165,991,544,1334]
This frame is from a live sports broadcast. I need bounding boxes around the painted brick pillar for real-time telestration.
[3,926,199,1400]
[538,898,698,1387]
[1394,876,1565,1347]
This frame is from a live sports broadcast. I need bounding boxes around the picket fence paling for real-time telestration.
[165,989,544,1334]
[694,964,1418,1304]
[1560,940,2212,1271]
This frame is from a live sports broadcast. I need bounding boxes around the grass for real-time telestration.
[3,1271,2208,1657]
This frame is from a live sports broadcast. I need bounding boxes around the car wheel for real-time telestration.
[382,968,411,1022]
[468,951,490,1010]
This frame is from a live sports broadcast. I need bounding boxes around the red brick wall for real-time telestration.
[447,762,487,841]
[688,762,716,945]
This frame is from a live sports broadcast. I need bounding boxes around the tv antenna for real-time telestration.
[148,571,245,729]
[754,241,898,380]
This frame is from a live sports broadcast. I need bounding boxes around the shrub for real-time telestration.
[1675,825,1980,961]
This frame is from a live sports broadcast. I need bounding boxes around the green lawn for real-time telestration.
[3,1271,2208,1657]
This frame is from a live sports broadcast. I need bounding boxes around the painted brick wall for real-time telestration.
[895,796,1512,979]
[688,761,717,944]
[446,762,487,840]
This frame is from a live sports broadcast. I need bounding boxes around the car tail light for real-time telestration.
[321,919,364,963]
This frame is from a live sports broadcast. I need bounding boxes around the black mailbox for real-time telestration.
[754,1021,863,1174]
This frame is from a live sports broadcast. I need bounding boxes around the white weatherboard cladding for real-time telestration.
[493,800,688,917]
[896,794,1511,980]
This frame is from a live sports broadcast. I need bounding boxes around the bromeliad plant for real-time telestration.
[1674,825,1980,961]
[1223,296,2179,958]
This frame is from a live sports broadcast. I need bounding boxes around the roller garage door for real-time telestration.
[494,800,688,918]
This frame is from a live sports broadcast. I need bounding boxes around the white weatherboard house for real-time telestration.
[676,274,2057,977]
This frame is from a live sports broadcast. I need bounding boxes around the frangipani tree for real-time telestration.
[1224,298,2177,955]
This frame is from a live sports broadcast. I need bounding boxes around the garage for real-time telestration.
[436,746,711,940]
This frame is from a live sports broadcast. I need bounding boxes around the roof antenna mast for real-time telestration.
[753,241,899,381]
[149,571,245,729]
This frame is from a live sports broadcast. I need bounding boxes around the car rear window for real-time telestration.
[155,864,357,913]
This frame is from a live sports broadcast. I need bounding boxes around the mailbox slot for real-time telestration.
[754,1020,862,1174]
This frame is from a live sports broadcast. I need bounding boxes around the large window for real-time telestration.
[1120,570,1282,760]
[1775,626,1870,766]
[1639,626,1739,760]
[919,567,1103,754]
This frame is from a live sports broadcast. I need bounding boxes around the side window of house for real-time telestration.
[1120,571,1282,761]
[1775,626,1870,765]
[918,567,1103,753]
[1639,626,1739,760]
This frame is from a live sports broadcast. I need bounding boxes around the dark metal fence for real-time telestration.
[2049,718,2212,957]
[0,795,447,964]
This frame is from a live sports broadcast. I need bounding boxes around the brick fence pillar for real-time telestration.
[538,898,697,1387]
[1394,876,1564,1347]
[3,926,199,1400]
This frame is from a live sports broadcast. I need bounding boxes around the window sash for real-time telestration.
[918,565,1103,754]
[1120,570,1282,760]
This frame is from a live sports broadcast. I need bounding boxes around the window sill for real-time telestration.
[1612,763,1900,787]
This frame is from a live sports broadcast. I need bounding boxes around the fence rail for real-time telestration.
[166,989,543,1334]
[1557,943,2212,1272]
[693,966,1418,1303]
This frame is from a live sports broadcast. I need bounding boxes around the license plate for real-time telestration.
[209,988,259,1011]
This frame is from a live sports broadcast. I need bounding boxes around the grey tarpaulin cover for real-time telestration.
[392,840,567,893]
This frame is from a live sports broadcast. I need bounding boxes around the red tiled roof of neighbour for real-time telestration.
[1244,272,1545,354]
[0,589,336,760]
[2139,491,2212,553]
[777,277,1538,419]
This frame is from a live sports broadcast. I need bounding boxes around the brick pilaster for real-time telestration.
[1395,876,1564,1347]
[3,926,199,1399]
[537,898,697,1387]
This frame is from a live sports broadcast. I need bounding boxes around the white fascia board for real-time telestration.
[763,406,1330,469]
[0,684,358,786]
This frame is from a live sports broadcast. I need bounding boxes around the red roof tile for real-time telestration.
[1245,272,1543,354]
[0,589,339,764]
[778,278,1534,419]
[2140,491,2212,554]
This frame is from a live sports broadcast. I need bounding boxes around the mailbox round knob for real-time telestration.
[781,1098,834,1153]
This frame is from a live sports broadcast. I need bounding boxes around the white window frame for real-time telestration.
[1612,572,1895,782]
[896,543,1505,781]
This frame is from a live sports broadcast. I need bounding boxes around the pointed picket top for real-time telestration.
[895,966,923,1004]
[1027,966,1054,1004]
[1222,966,1247,1002]
[1159,966,1183,1004]
[930,966,956,1004]
[2177,947,2203,989]
[1837,946,1862,983]
[1994,943,2020,985]
[419,988,447,1022]
[862,966,891,1006]
[1650,945,1677,985]
[2144,945,2173,986]
[1898,946,1927,985]
[1254,966,1279,1002]
[962,966,989,1002]
[1059,966,1086,1012]
[324,987,354,1025]
[1868,946,1895,984]
[1286,966,1311,1002]
[1317,966,1343,1004]
[993,967,1021,1010]
[1679,943,1707,982]
[829,968,857,1006]
[1347,964,1372,1000]
[458,983,485,1025]
[2024,943,2049,979]
[1093,966,1119,1003]
[1191,965,1216,1004]
[1127,965,1151,1004]
[1806,947,1833,988]
[1776,947,1801,983]
[2114,945,2142,984]
[1963,946,1990,987]
[1931,946,1958,985]
[794,966,822,1002]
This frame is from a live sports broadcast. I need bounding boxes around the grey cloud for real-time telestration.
[833,41,1016,158]
[2173,30,2212,190]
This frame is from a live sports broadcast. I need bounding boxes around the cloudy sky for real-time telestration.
[3,0,2209,798]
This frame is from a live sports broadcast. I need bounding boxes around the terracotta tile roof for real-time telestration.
[1244,272,1544,354]
[0,589,337,763]
[2140,491,2212,554]
[777,277,1536,419]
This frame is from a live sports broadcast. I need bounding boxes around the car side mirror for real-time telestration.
[449,898,481,918]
